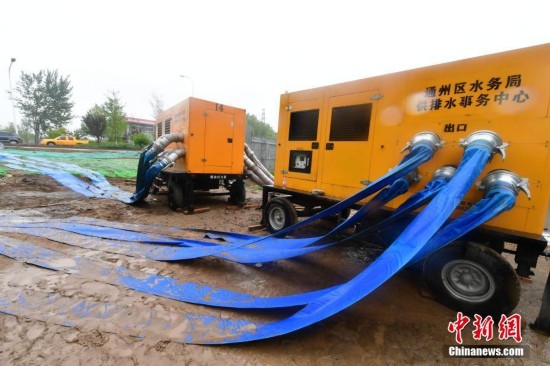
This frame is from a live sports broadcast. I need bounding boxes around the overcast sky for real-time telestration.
[1,0,549,133]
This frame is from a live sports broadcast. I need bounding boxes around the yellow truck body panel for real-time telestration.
[274,43,550,236]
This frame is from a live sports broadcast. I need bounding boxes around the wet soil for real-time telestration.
[0,171,549,365]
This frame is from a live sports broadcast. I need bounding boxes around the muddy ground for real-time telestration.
[0,171,549,365]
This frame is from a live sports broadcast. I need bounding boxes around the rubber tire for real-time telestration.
[263,197,298,234]
[47,142,55,146]
[228,179,246,206]
[168,181,184,211]
[423,242,520,317]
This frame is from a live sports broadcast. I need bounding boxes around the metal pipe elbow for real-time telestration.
[151,133,184,153]
[157,148,186,169]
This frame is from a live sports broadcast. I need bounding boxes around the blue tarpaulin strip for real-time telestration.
[0,151,133,201]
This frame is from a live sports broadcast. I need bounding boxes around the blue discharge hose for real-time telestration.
[1,133,443,262]
[205,130,508,344]
[0,235,338,309]
[199,165,453,244]
[0,169,525,314]
[132,133,184,203]
[0,168,525,342]
[0,170,449,264]
[129,149,186,203]
[0,132,529,345]
[411,169,529,262]
[0,131,532,344]
[144,133,443,260]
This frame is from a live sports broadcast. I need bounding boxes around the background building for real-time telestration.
[126,117,155,139]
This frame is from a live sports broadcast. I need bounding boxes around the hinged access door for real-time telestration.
[203,108,234,171]
[283,99,323,182]
[320,91,377,189]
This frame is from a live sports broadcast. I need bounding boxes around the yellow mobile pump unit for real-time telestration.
[154,97,247,212]
[261,43,550,319]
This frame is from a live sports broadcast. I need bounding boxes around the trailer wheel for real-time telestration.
[168,181,184,211]
[263,197,298,233]
[423,242,520,317]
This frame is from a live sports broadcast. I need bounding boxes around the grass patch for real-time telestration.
[1,149,139,179]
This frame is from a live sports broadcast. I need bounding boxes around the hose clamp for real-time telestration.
[477,169,531,199]
[459,130,508,160]
[401,131,444,153]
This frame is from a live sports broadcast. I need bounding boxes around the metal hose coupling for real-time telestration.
[432,165,457,181]
[459,130,508,160]
[401,131,444,153]
[149,133,184,154]
[477,169,531,199]
[157,149,186,170]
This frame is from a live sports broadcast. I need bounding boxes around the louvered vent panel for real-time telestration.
[157,122,162,138]
[289,109,319,141]
[329,104,372,141]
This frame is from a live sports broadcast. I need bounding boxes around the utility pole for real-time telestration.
[8,58,18,134]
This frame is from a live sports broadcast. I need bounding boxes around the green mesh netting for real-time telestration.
[1,148,139,179]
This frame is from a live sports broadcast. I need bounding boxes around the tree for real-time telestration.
[19,118,36,144]
[13,69,74,144]
[71,127,89,140]
[82,105,107,143]
[246,113,277,140]
[101,91,127,144]
[45,127,68,139]
[1,122,16,133]
[149,92,165,119]
[131,132,152,148]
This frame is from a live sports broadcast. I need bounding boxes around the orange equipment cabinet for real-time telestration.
[155,97,246,211]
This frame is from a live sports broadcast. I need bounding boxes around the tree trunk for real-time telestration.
[34,123,41,145]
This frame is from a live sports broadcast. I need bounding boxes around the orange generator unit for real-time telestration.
[155,97,246,212]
